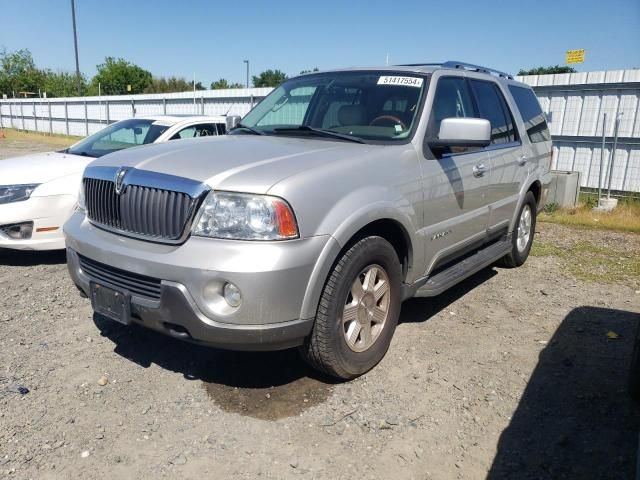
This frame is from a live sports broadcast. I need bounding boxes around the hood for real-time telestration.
[87,135,381,194]
[0,151,92,185]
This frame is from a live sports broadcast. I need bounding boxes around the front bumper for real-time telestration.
[64,211,331,350]
[0,195,75,251]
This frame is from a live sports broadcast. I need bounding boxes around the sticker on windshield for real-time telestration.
[377,76,423,88]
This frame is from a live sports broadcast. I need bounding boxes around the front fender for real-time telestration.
[31,171,83,198]
[298,187,421,320]
[315,186,419,249]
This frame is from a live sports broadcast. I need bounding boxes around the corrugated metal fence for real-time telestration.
[517,69,640,193]
[1,70,639,192]
[0,88,272,137]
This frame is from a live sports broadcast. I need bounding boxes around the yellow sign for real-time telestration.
[566,49,585,65]
[127,84,132,92]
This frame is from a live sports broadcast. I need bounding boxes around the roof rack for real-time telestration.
[398,61,514,80]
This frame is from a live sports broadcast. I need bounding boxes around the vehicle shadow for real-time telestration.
[92,313,337,388]
[0,248,66,266]
[399,266,497,324]
[92,265,499,386]
[488,306,640,480]
[93,313,339,419]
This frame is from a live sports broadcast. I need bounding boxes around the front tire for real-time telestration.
[499,191,537,268]
[300,236,402,380]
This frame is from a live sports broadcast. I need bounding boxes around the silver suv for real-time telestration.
[64,62,552,379]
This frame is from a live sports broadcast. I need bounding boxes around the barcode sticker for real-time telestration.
[377,76,423,88]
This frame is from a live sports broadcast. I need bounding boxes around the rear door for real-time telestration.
[507,84,553,190]
[421,75,492,272]
[467,77,523,232]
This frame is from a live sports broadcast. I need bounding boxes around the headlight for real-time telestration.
[193,192,299,240]
[76,180,86,211]
[0,184,40,205]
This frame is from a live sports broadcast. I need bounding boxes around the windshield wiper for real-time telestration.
[272,126,365,144]
[230,123,265,136]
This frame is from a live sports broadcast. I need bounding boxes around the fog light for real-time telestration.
[223,282,242,307]
[1,221,34,240]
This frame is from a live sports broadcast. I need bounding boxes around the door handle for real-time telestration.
[472,163,488,177]
[518,155,528,166]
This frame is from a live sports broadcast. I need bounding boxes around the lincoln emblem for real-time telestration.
[114,167,128,195]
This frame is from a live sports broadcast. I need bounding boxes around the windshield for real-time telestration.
[65,119,170,158]
[236,71,427,143]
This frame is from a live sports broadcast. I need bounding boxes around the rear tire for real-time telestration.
[299,236,402,380]
[499,191,537,268]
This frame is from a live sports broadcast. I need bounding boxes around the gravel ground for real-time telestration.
[1,138,639,480]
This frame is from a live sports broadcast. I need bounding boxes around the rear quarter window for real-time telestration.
[508,86,551,143]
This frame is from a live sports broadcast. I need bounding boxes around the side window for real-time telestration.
[508,86,551,143]
[193,123,218,137]
[469,80,516,145]
[171,126,196,140]
[217,123,226,135]
[170,123,219,140]
[430,77,476,135]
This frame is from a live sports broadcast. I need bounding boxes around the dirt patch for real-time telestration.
[202,350,335,420]
[0,129,79,160]
[532,225,640,287]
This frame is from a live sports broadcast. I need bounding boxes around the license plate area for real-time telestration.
[90,282,131,325]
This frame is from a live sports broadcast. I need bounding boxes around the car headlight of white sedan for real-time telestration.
[0,184,40,205]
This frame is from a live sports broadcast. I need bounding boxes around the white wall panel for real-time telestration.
[577,94,601,136]
[561,95,583,136]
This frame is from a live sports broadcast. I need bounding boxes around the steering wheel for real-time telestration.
[369,115,406,130]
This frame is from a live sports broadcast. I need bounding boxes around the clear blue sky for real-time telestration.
[2,0,639,84]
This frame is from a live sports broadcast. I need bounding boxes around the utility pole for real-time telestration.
[243,60,249,88]
[70,0,82,96]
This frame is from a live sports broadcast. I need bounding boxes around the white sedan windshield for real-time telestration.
[66,119,170,158]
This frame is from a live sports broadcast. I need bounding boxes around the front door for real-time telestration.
[421,76,491,274]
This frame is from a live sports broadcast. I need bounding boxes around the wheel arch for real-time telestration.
[509,178,543,233]
[299,215,416,321]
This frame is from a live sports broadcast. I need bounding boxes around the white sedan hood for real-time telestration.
[0,151,91,185]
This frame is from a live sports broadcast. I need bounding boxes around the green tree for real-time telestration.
[0,48,47,97]
[210,78,244,89]
[299,67,319,75]
[517,65,577,76]
[252,69,288,87]
[88,57,152,95]
[144,77,207,93]
[42,70,87,97]
[144,76,191,93]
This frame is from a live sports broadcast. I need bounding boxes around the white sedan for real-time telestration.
[0,115,229,251]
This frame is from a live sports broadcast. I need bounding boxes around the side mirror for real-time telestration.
[428,117,491,150]
[226,115,241,131]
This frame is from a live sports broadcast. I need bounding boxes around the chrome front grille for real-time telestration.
[83,167,209,244]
